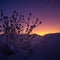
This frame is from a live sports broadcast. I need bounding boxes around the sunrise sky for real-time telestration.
[0,0,60,36]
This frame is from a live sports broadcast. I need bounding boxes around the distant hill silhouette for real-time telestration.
[34,33,60,60]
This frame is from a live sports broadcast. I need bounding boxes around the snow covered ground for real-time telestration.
[0,33,60,60]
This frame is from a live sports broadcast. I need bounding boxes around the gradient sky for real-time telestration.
[0,0,60,36]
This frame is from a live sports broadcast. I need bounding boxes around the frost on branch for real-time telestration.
[0,9,42,57]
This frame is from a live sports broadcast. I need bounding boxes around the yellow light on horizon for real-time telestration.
[36,32,49,36]
[35,32,60,36]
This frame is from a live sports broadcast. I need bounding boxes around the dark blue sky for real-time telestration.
[0,0,60,13]
[0,0,60,35]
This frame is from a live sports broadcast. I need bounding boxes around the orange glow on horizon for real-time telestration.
[34,32,60,36]
[32,24,60,36]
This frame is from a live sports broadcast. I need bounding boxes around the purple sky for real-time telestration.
[0,0,60,35]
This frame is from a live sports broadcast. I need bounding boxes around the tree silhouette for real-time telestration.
[0,9,42,57]
[0,9,42,35]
